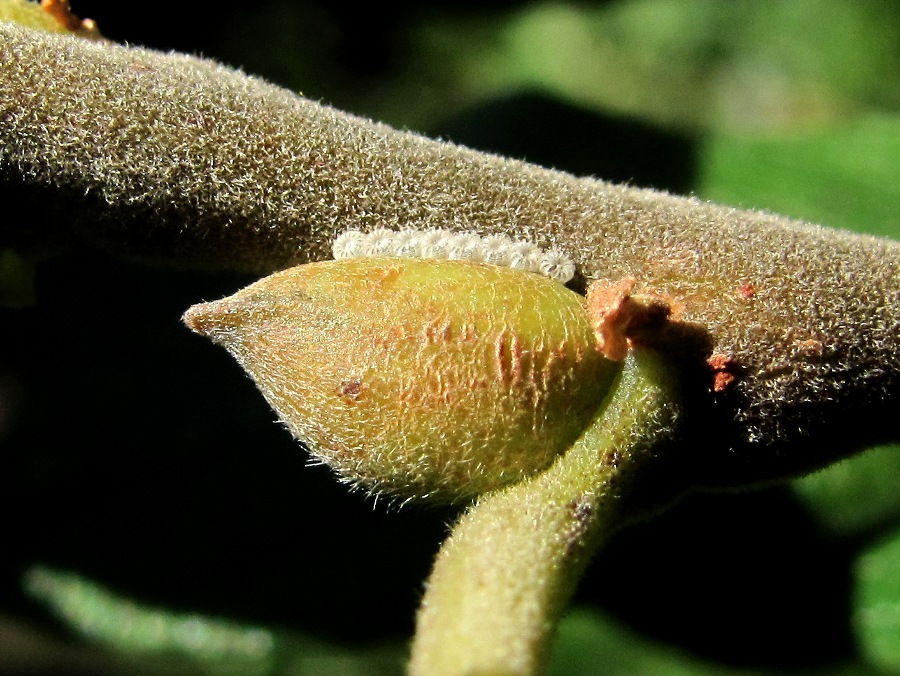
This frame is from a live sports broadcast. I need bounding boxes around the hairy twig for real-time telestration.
[2,24,899,486]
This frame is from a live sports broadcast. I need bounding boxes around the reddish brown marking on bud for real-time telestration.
[339,378,363,403]
[495,330,523,386]
[459,323,478,343]
[540,345,561,390]
[423,317,452,344]
[373,325,405,350]
[367,263,401,285]
[467,377,490,390]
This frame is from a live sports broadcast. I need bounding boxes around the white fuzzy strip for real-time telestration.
[332,228,576,284]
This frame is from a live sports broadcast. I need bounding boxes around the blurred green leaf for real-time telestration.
[551,607,883,675]
[23,566,406,676]
[854,527,900,671]
[793,446,900,537]
[378,0,900,132]
[550,607,749,676]
[697,115,900,238]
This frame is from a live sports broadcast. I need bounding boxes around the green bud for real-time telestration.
[184,257,618,501]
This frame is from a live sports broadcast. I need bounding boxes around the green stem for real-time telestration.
[409,348,682,676]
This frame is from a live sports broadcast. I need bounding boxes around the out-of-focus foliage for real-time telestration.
[371,0,900,132]
[698,115,900,238]
[3,0,900,674]
[793,446,900,538]
[23,565,407,675]
[550,608,754,676]
[855,528,900,672]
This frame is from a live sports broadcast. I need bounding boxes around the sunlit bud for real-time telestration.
[184,257,617,501]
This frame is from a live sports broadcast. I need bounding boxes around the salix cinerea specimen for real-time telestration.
[3,14,900,675]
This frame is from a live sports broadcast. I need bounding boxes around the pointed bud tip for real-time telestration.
[182,300,226,338]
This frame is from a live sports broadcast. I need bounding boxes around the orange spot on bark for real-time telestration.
[713,371,735,392]
[737,283,755,299]
[708,353,737,392]
[586,279,672,361]
[586,279,635,361]
[795,338,825,358]
[708,353,732,371]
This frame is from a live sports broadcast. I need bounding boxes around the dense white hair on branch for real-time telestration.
[332,228,577,284]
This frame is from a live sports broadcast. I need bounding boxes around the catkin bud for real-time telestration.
[184,258,617,501]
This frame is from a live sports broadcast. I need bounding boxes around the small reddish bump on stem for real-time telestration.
[737,282,756,300]
[794,338,825,358]
[708,353,737,392]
